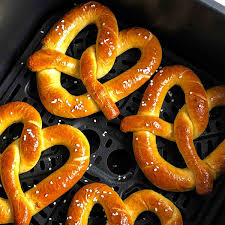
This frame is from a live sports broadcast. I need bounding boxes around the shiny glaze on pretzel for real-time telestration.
[27,1,162,120]
[66,183,182,225]
[0,102,90,224]
[121,65,225,195]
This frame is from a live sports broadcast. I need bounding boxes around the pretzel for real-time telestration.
[27,1,162,120]
[66,183,183,225]
[0,102,90,224]
[121,65,225,195]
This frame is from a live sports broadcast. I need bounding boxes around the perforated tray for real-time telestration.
[0,6,225,225]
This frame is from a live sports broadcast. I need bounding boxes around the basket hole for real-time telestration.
[132,96,141,105]
[49,202,55,208]
[195,142,203,158]
[172,192,180,202]
[22,182,28,191]
[0,123,24,154]
[118,114,124,120]
[161,86,185,123]
[30,217,40,225]
[0,184,7,199]
[107,149,136,175]
[22,97,28,102]
[82,129,100,153]
[84,173,100,182]
[216,121,223,130]
[126,106,136,114]
[183,198,191,208]
[107,121,120,130]
[157,136,186,168]
[48,115,55,123]
[135,211,160,225]
[162,149,168,160]
[162,112,170,122]
[98,48,141,84]
[207,140,213,152]
[165,94,171,103]
[74,38,83,44]
[206,124,211,133]
[113,186,119,192]
[105,139,112,148]
[88,204,106,225]
[210,106,223,120]
[66,24,97,60]
[51,157,57,167]
[61,73,87,96]
[39,210,48,218]
[40,160,45,170]
[109,68,116,73]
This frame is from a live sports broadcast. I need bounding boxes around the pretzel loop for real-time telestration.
[66,183,183,225]
[27,1,162,119]
[0,103,90,224]
[121,65,225,194]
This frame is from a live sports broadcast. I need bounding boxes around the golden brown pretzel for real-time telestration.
[27,1,162,120]
[66,183,183,225]
[0,102,90,224]
[121,65,225,195]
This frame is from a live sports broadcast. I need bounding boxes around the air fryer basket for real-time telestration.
[0,2,225,225]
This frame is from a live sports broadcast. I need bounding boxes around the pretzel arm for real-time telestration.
[174,107,213,195]
[80,45,119,119]
[121,115,174,141]
[1,143,32,225]
[133,132,195,192]
[28,49,80,78]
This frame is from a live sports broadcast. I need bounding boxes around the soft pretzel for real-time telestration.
[0,102,90,224]
[27,1,162,120]
[66,183,183,225]
[121,65,225,195]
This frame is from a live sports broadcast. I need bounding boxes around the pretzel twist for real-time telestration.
[27,1,162,120]
[0,102,90,224]
[66,183,183,225]
[121,65,225,195]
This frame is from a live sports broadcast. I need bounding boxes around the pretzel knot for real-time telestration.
[66,183,183,225]
[0,102,90,224]
[121,65,225,195]
[27,1,162,120]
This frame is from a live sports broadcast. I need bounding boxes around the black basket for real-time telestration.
[0,1,225,225]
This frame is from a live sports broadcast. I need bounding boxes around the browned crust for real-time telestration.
[27,1,162,119]
[0,103,90,224]
[80,46,120,119]
[121,65,225,194]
